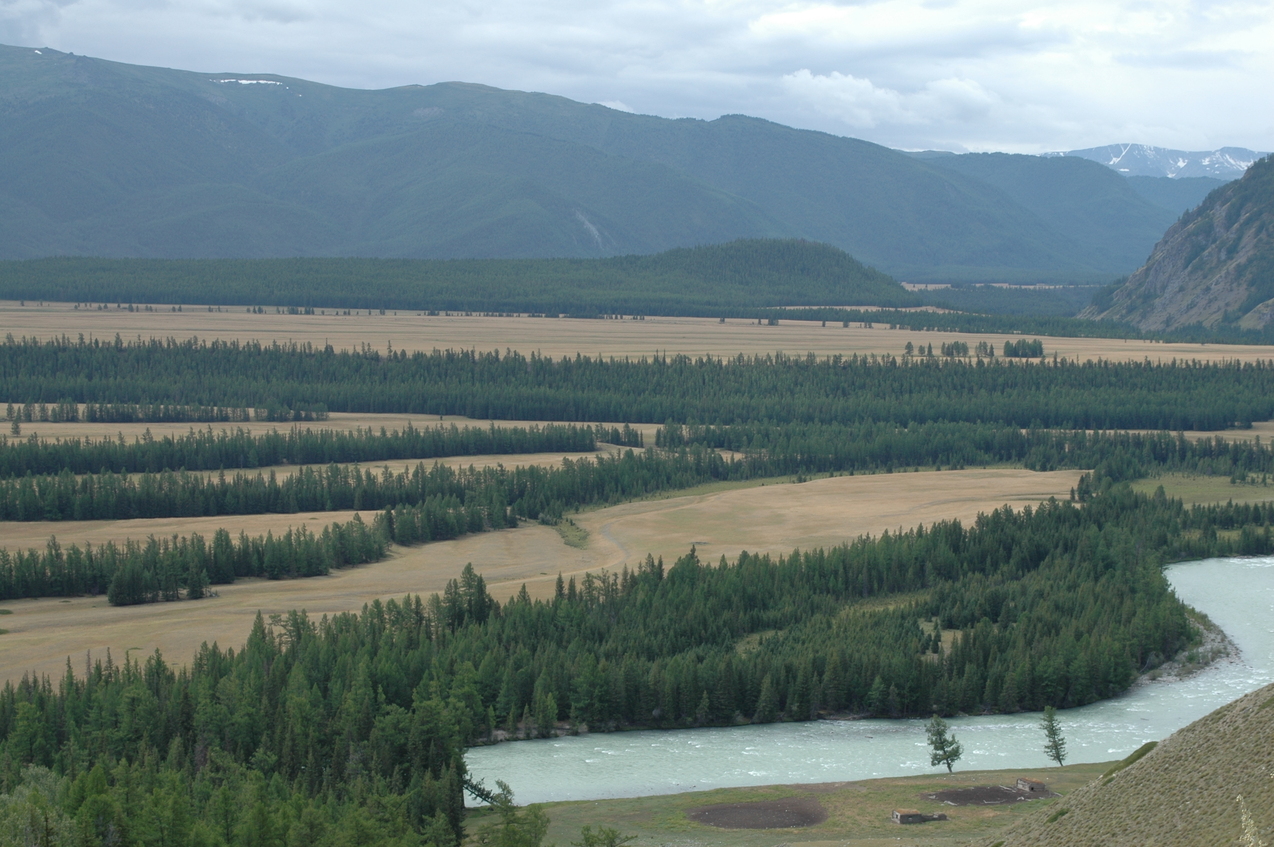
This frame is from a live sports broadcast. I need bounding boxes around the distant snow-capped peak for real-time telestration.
[1042,143,1266,178]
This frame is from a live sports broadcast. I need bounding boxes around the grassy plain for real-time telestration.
[0,467,1081,685]
[1130,473,1274,506]
[5,300,1273,363]
[510,763,1106,847]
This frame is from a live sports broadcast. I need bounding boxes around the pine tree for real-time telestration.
[1042,705,1067,766]
[927,714,963,773]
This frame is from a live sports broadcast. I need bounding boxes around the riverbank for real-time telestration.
[475,573,1241,751]
[468,762,1108,847]
[1139,606,1239,685]
[467,555,1274,805]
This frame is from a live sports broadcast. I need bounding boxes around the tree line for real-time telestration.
[0,421,634,478]
[0,447,711,523]
[7,424,1274,525]
[657,421,1274,481]
[6,400,328,425]
[6,427,1274,606]
[0,497,503,605]
[6,336,1274,430]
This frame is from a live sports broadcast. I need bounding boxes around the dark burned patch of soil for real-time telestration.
[688,797,828,829]
[925,785,1058,806]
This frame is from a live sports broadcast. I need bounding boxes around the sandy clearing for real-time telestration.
[4,301,1271,364]
[0,468,1081,685]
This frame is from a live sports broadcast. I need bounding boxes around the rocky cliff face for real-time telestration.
[1083,155,1274,331]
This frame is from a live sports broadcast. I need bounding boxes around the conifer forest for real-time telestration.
[3,325,1274,845]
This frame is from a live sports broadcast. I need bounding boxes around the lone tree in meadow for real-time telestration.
[927,714,963,773]
[1042,705,1067,766]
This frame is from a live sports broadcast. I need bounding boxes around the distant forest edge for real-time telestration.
[0,240,919,315]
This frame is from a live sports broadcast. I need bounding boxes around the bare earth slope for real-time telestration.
[1084,155,1274,331]
[977,681,1274,847]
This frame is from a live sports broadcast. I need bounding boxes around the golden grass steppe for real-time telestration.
[5,300,1273,363]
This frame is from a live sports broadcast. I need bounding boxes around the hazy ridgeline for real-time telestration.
[6,338,1274,429]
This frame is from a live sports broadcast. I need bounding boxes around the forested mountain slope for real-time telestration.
[978,682,1274,847]
[0,239,917,314]
[921,153,1177,272]
[1084,155,1274,330]
[0,44,1195,282]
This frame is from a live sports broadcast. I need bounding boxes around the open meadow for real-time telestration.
[1130,473,1274,506]
[0,467,1081,685]
[5,299,1273,363]
[524,762,1106,847]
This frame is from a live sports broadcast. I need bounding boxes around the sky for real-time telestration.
[2,0,1272,153]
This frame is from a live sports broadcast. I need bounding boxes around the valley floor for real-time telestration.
[7,300,1274,363]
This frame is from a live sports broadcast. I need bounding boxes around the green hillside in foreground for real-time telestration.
[978,681,1274,847]
[0,239,917,314]
[0,44,1206,282]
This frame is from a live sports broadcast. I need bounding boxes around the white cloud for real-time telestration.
[781,70,998,131]
[3,0,1272,152]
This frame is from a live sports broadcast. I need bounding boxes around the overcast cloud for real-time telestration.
[3,0,1271,152]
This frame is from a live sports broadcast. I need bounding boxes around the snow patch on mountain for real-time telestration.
[1043,144,1267,178]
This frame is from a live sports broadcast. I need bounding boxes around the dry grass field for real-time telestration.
[0,509,368,552]
[515,762,1106,847]
[570,468,1084,572]
[0,467,1080,685]
[11,413,663,445]
[5,300,1272,363]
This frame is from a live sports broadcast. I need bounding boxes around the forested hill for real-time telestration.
[0,43,1194,282]
[0,240,916,314]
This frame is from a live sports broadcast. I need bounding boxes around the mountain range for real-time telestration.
[1050,143,1266,179]
[0,44,1244,283]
